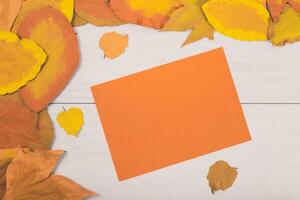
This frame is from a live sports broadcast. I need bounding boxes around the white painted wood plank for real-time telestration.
[50,104,300,200]
[53,24,300,104]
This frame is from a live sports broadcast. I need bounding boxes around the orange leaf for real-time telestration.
[3,150,97,200]
[17,7,80,112]
[0,148,31,198]
[72,13,88,27]
[110,0,182,29]
[99,31,129,59]
[207,160,238,194]
[0,0,21,30]
[75,0,123,26]
[0,93,54,150]
[267,0,300,21]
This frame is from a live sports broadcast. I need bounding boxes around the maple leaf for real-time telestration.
[268,5,300,45]
[0,93,54,150]
[207,160,238,194]
[3,150,97,200]
[0,148,31,198]
[163,0,215,46]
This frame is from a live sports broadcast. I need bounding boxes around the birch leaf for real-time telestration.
[99,32,129,59]
[207,160,238,194]
[57,107,84,137]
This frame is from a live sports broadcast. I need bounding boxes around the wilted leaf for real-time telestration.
[268,5,300,45]
[99,31,128,59]
[57,107,84,137]
[0,31,46,95]
[0,148,31,198]
[207,160,238,194]
[267,0,300,21]
[0,0,21,30]
[0,93,54,150]
[3,150,97,200]
[75,0,123,26]
[17,7,80,112]
[12,0,74,31]
[163,0,214,46]
[110,0,182,29]
[72,13,88,26]
[202,0,270,41]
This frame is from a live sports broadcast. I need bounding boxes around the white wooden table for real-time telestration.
[50,24,300,200]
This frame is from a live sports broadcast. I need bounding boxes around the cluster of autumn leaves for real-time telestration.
[75,0,300,46]
[1,0,298,198]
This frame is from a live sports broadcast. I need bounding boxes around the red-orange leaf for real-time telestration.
[0,93,54,150]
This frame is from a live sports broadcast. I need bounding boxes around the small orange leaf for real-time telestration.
[0,93,54,150]
[3,150,97,200]
[207,160,238,194]
[75,0,123,26]
[0,0,21,30]
[99,31,128,59]
[110,0,182,29]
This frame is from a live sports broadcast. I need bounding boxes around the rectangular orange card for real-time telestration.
[91,48,251,181]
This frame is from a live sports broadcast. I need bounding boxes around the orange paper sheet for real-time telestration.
[91,48,251,181]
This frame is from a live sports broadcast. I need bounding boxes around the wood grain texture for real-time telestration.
[50,104,300,200]
[53,24,300,104]
[48,24,300,199]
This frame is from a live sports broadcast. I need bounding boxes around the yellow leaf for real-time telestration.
[202,0,270,41]
[57,107,84,137]
[12,0,74,31]
[99,32,129,59]
[207,160,238,194]
[0,31,46,95]
[163,0,214,46]
[269,6,300,45]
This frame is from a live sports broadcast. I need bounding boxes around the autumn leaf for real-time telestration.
[57,107,84,137]
[0,0,21,31]
[0,31,46,95]
[207,160,238,194]
[72,13,88,27]
[3,150,97,200]
[99,32,129,59]
[202,0,270,41]
[163,0,214,46]
[0,93,54,150]
[0,148,31,198]
[12,0,74,31]
[267,0,300,21]
[17,7,80,112]
[110,0,182,29]
[75,0,123,26]
[268,5,300,45]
